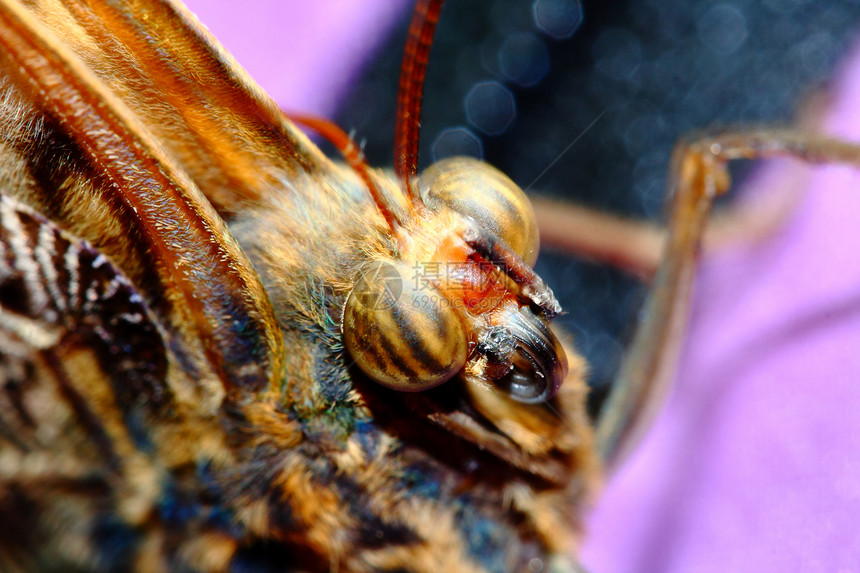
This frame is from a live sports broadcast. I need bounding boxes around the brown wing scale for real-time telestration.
[0,0,284,397]
[0,195,169,570]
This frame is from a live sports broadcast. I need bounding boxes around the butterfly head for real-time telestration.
[342,156,567,404]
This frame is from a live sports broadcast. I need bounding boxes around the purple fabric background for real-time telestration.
[182,1,860,570]
[581,43,860,572]
[182,1,411,118]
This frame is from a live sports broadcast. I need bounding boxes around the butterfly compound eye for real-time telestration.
[419,156,540,266]
[342,260,468,391]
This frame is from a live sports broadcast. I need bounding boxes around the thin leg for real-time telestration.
[595,129,860,471]
[533,156,806,281]
[532,198,665,280]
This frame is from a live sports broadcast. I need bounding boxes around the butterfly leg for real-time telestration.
[533,198,666,280]
[593,129,860,470]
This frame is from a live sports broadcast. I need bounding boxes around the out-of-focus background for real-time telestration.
[184,1,860,571]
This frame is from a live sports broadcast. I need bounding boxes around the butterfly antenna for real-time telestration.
[287,114,400,234]
[394,0,445,203]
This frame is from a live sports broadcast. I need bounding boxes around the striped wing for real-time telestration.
[0,1,301,567]
[0,195,168,570]
[0,195,248,571]
[0,0,289,395]
[7,0,337,216]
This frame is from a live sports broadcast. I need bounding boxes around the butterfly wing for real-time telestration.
[0,195,170,569]
[0,0,284,395]
[7,0,337,216]
[0,3,289,566]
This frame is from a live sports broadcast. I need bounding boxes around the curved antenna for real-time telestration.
[394,0,445,201]
[287,114,401,235]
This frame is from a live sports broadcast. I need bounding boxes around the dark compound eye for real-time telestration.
[342,260,468,391]
[418,157,540,266]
